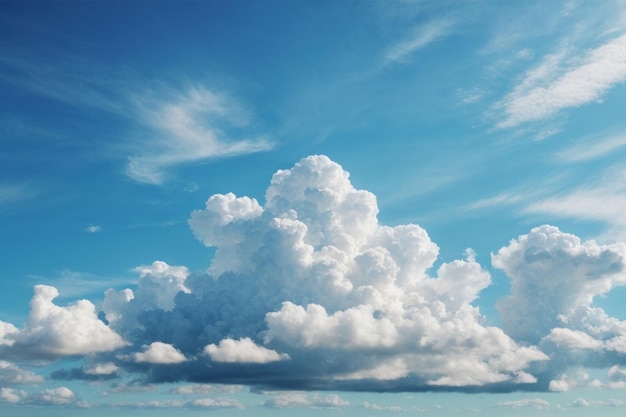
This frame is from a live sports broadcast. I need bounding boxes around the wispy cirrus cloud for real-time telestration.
[556,132,626,162]
[383,19,455,65]
[126,86,273,185]
[0,183,37,207]
[495,33,626,129]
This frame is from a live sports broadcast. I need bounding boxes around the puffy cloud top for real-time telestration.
[6,285,126,358]
[134,342,187,364]
[493,225,626,343]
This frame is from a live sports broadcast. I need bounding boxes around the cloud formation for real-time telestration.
[384,19,455,64]
[493,225,626,344]
[1,285,126,359]
[134,342,187,364]
[101,155,547,391]
[496,33,626,128]
[205,337,290,364]
[126,86,272,185]
[6,155,626,396]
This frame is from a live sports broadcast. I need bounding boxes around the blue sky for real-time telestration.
[3,0,626,415]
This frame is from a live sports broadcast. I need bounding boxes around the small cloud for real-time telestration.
[33,387,77,406]
[384,19,455,65]
[184,183,199,193]
[189,398,245,410]
[134,342,187,364]
[85,225,102,233]
[0,387,27,404]
[170,384,244,395]
[495,398,550,410]
[0,360,44,385]
[204,337,289,364]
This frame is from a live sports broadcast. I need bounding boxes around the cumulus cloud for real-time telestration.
[0,387,27,404]
[493,225,626,344]
[2,285,126,359]
[205,337,289,364]
[496,33,626,128]
[15,154,626,394]
[134,342,187,364]
[126,86,272,185]
[0,361,43,385]
[34,387,77,405]
[85,362,118,376]
[548,370,591,392]
[545,328,604,350]
[0,321,18,346]
[98,155,547,391]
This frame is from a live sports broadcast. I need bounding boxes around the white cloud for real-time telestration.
[545,328,604,350]
[0,387,27,404]
[204,337,289,364]
[6,285,126,358]
[85,225,102,233]
[495,398,550,409]
[0,360,43,385]
[384,19,455,64]
[263,392,349,409]
[134,342,187,364]
[496,33,626,128]
[132,261,190,311]
[84,362,118,376]
[126,86,272,184]
[570,397,623,407]
[190,398,245,409]
[170,384,244,395]
[362,401,403,411]
[549,370,590,392]
[97,155,550,390]
[0,321,18,346]
[523,166,626,239]
[493,225,626,343]
[35,386,77,405]
[557,133,626,162]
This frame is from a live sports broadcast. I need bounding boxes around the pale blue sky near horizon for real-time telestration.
[3,1,626,415]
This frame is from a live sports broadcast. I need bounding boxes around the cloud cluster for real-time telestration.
[4,155,626,396]
[97,155,547,390]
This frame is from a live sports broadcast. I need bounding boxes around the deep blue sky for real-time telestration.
[3,1,626,415]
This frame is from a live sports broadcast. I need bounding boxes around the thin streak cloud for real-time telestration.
[384,19,455,64]
[126,86,273,185]
[496,33,626,128]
